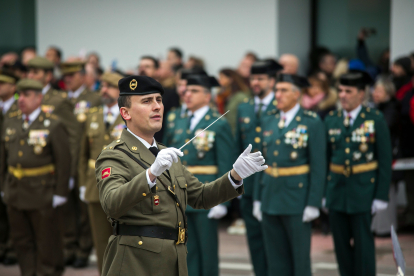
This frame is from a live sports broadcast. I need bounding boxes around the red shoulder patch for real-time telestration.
[102,168,111,179]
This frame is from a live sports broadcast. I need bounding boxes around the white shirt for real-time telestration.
[180,103,187,117]
[254,92,274,113]
[103,104,120,125]
[1,96,15,115]
[127,128,158,188]
[280,103,300,127]
[343,105,362,126]
[188,105,209,131]
[22,107,41,126]
[42,84,51,95]
[68,85,86,99]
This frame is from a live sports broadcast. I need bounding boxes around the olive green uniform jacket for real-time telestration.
[95,129,243,276]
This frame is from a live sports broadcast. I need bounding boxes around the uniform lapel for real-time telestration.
[264,95,277,113]
[277,108,302,139]
[349,108,365,133]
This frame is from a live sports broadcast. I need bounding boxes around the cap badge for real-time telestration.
[130,79,138,90]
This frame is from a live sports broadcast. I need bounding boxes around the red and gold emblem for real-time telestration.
[154,195,160,206]
[101,167,111,179]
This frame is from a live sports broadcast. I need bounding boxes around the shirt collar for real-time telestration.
[68,85,86,99]
[254,91,274,107]
[343,105,362,120]
[42,83,51,95]
[127,128,157,149]
[188,105,210,131]
[103,104,120,117]
[280,103,300,127]
[1,96,15,115]
[22,107,41,123]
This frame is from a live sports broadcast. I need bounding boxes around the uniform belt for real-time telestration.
[113,223,187,244]
[330,161,378,177]
[264,164,310,178]
[8,164,55,180]
[186,165,218,175]
[88,159,96,169]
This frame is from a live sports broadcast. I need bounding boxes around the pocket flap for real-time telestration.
[119,235,163,253]
[176,176,187,189]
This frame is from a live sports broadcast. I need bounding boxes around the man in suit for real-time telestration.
[0,69,19,265]
[163,74,234,276]
[60,61,101,267]
[234,59,282,276]
[95,75,267,276]
[0,79,71,276]
[254,74,326,276]
[324,70,392,276]
[78,72,124,273]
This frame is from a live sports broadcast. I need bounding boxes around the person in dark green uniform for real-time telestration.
[254,74,326,276]
[163,74,234,276]
[324,70,392,276]
[234,59,282,276]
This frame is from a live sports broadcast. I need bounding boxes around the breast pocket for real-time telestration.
[176,175,187,207]
[140,184,169,215]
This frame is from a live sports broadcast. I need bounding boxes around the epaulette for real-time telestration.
[304,110,318,118]
[102,139,122,151]
[89,107,99,114]
[212,112,220,118]
[267,109,277,116]
[9,110,20,118]
[50,114,58,120]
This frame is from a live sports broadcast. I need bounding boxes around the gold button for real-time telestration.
[142,193,146,196]
[132,146,137,150]
[331,137,335,142]
[256,127,261,133]
[345,148,350,154]
[185,139,190,143]
[156,186,159,190]
[103,147,107,150]
[185,184,187,187]
[346,137,350,143]
[371,178,375,183]
[274,151,278,156]
[298,183,303,188]
[187,130,191,134]
[18,151,23,157]
[184,150,188,155]
[361,113,365,118]
[5,137,9,142]
[116,140,120,143]
[205,115,210,120]
[327,175,331,181]
[276,139,281,145]
[345,160,350,165]
[296,116,301,121]
[273,162,277,167]
[254,137,261,144]
[173,185,176,189]
[176,203,179,207]
[20,140,24,145]
[109,147,113,149]
[179,221,181,226]
[138,241,143,245]
[104,135,109,140]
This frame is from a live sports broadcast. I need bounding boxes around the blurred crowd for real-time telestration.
[0,27,414,275]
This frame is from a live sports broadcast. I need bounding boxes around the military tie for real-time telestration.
[256,103,264,118]
[149,146,160,157]
[344,114,352,128]
[187,114,194,130]
[105,112,113,130]
[22,118,29,130]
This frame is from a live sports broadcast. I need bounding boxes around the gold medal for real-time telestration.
[77,113,86,122]
[278,120,284,129]
[359,143,368,153]
[290,151,298,160]
[34,145,43,155]
[244,117,250,124]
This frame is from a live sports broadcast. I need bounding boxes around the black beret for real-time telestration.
[186,75,219,89]
[251,59,283,75]
[339,70,373,87]
[180,67,207,80]
[118,75,164,96]
[276,74,310,88]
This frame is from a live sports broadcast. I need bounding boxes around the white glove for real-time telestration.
[371,199,388,214]
[233,144,268,179]
[321,198,329,214]
[150,148,183,177]
[207,205,228,219]
[52,195,67,208]
[302,206,320,222]
[68,177,75,190]
[253,201,262,221]
[79,186,87,203]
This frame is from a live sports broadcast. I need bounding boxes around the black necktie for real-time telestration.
[187,114,194,129]
[149,147,159,157]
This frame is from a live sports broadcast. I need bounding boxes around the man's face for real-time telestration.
[17,90,43,115]
[275,82,300,112]
[184,85,211,112]
[176,79,187,101]
[45,48,60,64]
[138,59,157,78]
[338,84,364,112]
[121,94,164,135]
[63,72,85,91]
[167,51,181,67]
[21,50,36,66]
[27,68,52,86]
[0,82,16,100]
[250,74,275,98]
[100,81,119,106]
[391,64,406,77]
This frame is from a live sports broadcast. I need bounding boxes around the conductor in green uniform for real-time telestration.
[254,74,326,276]
[95,75,268,276]
[234,59,282,276]
[324,70,392,276]
[164,74,234,276]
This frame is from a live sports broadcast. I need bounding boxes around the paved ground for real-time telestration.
[1,225,413,276]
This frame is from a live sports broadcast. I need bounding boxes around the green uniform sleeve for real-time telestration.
[51,122,72,197]
[78,126,89,188]
[374,114,392,201]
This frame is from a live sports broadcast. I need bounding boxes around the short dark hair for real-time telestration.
[118,95,131,124]
[49,46,62,59]
[169,47,183,59]
[141,56,159,69]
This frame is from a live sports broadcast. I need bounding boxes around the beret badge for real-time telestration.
[129,79,138,90]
